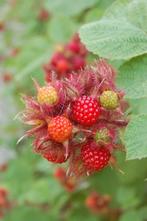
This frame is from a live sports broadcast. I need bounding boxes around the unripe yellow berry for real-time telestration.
[37,86,58,105]
[100,90,119,110]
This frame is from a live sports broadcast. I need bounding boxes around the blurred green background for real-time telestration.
[0,0,147,220]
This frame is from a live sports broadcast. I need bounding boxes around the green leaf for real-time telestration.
[119,210,142,221]
[116,152,147,184]
[124,115,147,160]
[120,207,147,221]
[79,19,147,60]
[105,0,147,32]
[4,206,54,221]
[117,55,147,99]
[84,0,115,22]
[116,187,140,209]
[45,0,98,16]
[69,206,99,221]
[80,0,147,59]
[138,207,147,220]
[20,179,66,204]
[128,98,147,115]
[1,147,38,198]
[48,16,78,43]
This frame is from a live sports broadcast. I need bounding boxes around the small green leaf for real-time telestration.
[124,115,147,160]
[79,19,147,60]
[117,55,147,99]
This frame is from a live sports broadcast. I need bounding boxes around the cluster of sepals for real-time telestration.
[19,34,128,178]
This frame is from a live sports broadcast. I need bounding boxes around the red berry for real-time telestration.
[42,143,68,163]
[81,142,111,172]
[72,56,85,70]
[56,59,69,73]
[54,167,66,180]
[68,42,80,53]
[51,53,63,66]
[48,116,73,143]
[72,96,100,126]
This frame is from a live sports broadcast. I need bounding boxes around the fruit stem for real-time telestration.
[99,119,128,127]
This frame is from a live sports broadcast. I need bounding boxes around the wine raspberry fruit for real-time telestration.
[100,90,118,110]
[56,59,69,73]
[72,96,100,126]
[81,142,111,172]
[48,116,73,143]
[37,86,58,105]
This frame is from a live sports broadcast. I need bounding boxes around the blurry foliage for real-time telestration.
[0,0,147,221]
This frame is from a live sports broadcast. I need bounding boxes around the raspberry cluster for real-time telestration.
[44,34,87,81]
[20,57,128,177]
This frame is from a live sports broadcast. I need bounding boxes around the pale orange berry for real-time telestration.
[37,86,58,105]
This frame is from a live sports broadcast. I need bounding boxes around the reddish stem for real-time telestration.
[99,119,128,127]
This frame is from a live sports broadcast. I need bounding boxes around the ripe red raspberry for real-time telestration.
[42,144,68,163]
[56,59,69,73]
[48,116,73,143]
[72,96,101,126]
[81,142,111,172]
